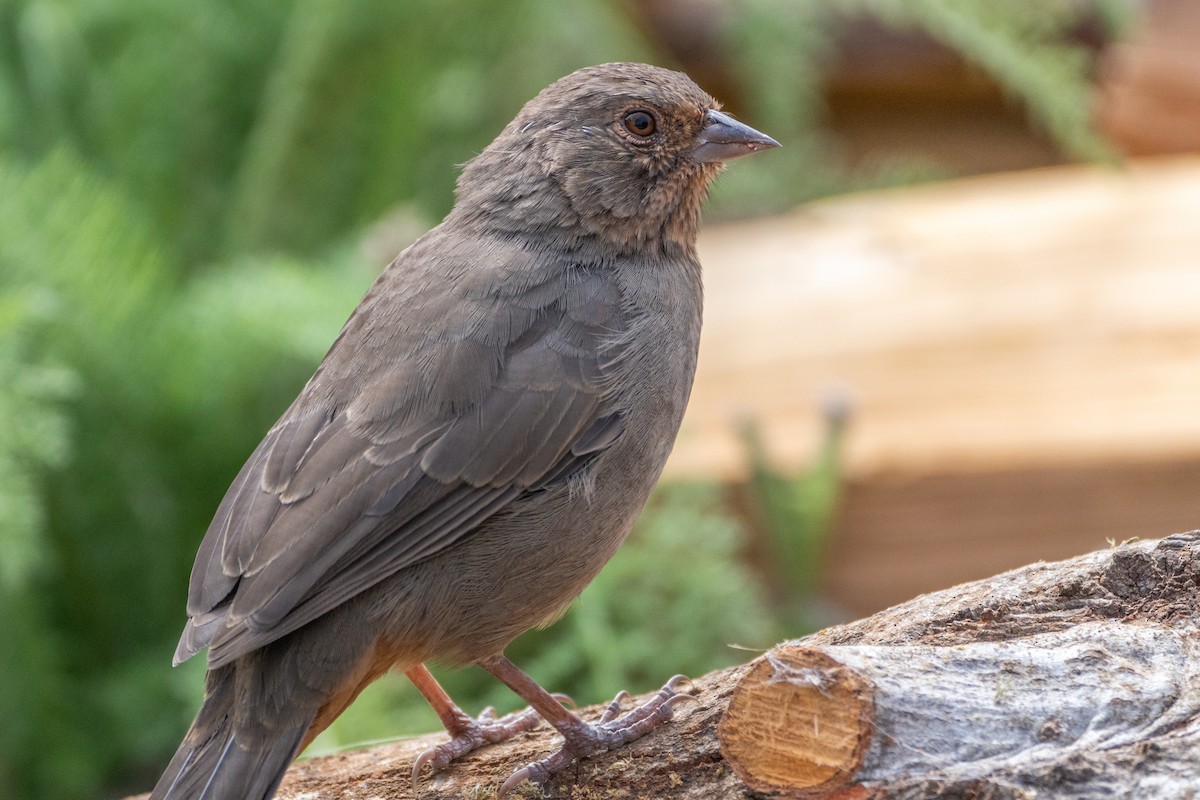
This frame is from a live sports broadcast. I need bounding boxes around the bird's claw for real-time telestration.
[410,749,438,791]
[664,674,694,693]
[495,675,697,799]
[598,689,631,724]
[497,765,535,799]
[411,704,547,794]
[497,746,574,799]
[664,692,700,711]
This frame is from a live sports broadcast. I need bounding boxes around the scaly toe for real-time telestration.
[411,704,555,793]
[496,677,697,797]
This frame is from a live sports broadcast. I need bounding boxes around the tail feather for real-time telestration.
[150,672,314,800]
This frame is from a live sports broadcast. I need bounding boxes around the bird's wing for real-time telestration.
[176,242,627,669]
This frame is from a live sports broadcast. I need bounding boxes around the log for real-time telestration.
[132,530,1199,799]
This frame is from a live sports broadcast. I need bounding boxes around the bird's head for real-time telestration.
[454,63,779,256]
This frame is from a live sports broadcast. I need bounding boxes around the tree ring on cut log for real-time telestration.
[718,645,874,796]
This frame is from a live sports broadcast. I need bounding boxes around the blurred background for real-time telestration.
[2,0,1198,797]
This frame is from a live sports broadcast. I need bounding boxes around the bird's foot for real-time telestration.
[497,675,696,799]
[412,696,570,790]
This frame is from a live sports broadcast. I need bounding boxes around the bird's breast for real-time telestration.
[599,261,703,480]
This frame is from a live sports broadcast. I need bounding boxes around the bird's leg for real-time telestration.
[480,655,696,798]
[405,663,564,789]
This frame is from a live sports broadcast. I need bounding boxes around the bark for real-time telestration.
[135,531,1200,799]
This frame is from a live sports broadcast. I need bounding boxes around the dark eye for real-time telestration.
[622,110,657,137]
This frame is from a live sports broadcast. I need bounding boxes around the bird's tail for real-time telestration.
[150,668,314,800]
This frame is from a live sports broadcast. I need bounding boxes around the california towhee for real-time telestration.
[150,62,777,800]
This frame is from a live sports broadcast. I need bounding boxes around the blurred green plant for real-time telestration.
[0,286,78,799]
[710,0,1125,217]
[0,1,1120,797]
[742,393,851,629]
[0,0,654,269]
[0,148,370,798]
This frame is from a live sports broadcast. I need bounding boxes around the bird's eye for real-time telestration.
[622,110,657,138]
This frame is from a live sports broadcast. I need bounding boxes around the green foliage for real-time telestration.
[0,294,73,589]
[855,0,1116,160]
[709,0,1119,218]
[0,0,652,268]
[0,150,366,798]
[0,2,1117,797]
[0,288,78,798]
[742,396,850,629]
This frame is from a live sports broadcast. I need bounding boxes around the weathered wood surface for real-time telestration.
[720,532,1200,798]
[140,531,1200,799]
[671,157,1200,482]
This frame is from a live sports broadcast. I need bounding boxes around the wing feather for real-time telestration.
[176,238,627,668]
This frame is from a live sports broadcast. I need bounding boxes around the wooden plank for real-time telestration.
[823,456,1200,617]
[669,157,1200,481]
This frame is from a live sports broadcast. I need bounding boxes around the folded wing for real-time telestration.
[176,243,627,669]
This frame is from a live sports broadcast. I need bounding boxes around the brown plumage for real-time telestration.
[151,62,777,800]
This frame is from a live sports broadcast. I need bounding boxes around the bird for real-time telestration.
[149,61,778,800]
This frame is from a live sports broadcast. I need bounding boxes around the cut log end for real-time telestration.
[718,645,874,797]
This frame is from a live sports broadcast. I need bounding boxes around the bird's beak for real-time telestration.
[692,109,780,163]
